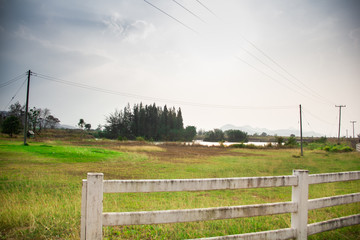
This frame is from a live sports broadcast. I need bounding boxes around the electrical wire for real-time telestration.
[2,78,27,111]
[195,0,217,16]
[235,56,311,99]
[0,72,27,89]
[189,1,334,105]
[32,71,296,110]
[239,36,335,105]
[141,0,328,104]
[238,47,330,104]
[143,0,198,34]
[302,107,336,126]
[172,0,206,23]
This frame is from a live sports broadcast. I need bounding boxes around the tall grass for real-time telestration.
[0,139,359,239]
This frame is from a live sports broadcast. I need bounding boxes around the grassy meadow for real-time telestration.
[0,136,359,239]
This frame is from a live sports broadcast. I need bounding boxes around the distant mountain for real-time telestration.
[220,124,323,137]
[57,124,77,129]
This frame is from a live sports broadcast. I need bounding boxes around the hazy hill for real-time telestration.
[220,124,323,137]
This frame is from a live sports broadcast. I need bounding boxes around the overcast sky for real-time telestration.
[1,0,359,137]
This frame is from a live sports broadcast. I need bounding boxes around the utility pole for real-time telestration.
[350,121,357,138]
[335,105,346,143]
[23,70,31,145]
[299,104,303,156]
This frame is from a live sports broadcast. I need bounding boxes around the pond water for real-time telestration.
[191,140,276,147]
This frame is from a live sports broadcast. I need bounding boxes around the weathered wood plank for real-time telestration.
[291,170,309,240]
[86,173,103,240]
[308,171,360,184]
[307,214,360,236]
[102,202,297,226]
[308,193,360,210]
[187,228,295,240]
[80,180,87,240]
[103,175,298,193]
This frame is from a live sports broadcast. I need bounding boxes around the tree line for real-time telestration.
[200,128,249,142]
[100,103,196,141]
[0,102,60,137]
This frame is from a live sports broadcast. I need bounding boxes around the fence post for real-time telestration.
[86,173,104,240]
[81,180,87,240]
[291,170,309,240]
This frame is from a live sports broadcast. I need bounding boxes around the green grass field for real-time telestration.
[0,138,359,239]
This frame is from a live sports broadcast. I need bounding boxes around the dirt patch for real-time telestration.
[46,140,265,162]
[140,143,264,162]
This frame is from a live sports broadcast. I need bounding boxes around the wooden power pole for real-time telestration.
[299,104,303,156]
[350,121,357,138]
[23,70,31,145]
[335,105,346,143]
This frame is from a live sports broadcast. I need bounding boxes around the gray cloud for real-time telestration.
[102,13,155,43]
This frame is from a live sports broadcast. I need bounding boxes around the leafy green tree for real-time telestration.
[183,126,196,141]
[103,103,190,141]
[204,129,225,142]
[2,115,21,137]
[285,136,297,147]
[45,115,60,129]
[85,123,91,131]
[275,136,284,146]
[176,108,183,130]
[225,129,248,142]
[28,107,41,133]
[78,119,85,129]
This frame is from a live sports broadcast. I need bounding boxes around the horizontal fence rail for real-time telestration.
[188,228,296,240]
[102,202,297,226]
[81,170,360,240]
[103,175,298,193]
[308,171,360,184]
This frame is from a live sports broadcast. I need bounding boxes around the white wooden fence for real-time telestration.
[81,170,360,240]
[356,143,360,152]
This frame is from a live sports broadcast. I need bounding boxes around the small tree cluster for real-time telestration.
[102,103,196,141]
[78,119,91,130]
[28,107,60,134]
[1,102,60,137]
[203,129,248,142]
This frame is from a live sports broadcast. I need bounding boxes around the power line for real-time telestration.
[238,47,330,104]
[240,36,335,105]
[302,107,336,126]
[235,56,310,98]
[32,71,296,110]
[172,0,206,23]
[0,72,27,89]
[191,1,333,105]
[195,0,217,16]
[2,78,27,111]
[143,1,332,105]
[143,0,198,34]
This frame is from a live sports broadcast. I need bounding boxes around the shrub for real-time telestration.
[285,136,298,147]
[118,136,128,141]
[323,144,353,153]
[136,136,145,142]
[315,136,327,143]
[229,143,246,148]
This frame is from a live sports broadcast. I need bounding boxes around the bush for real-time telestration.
[265,142,273,148]
[285,136,298,147]
[315,136,327,143]
[229,143,246,148]
[135,136,145,142]
[118,136,128,141]
[323,144,353,153]
[1,116,22,137]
